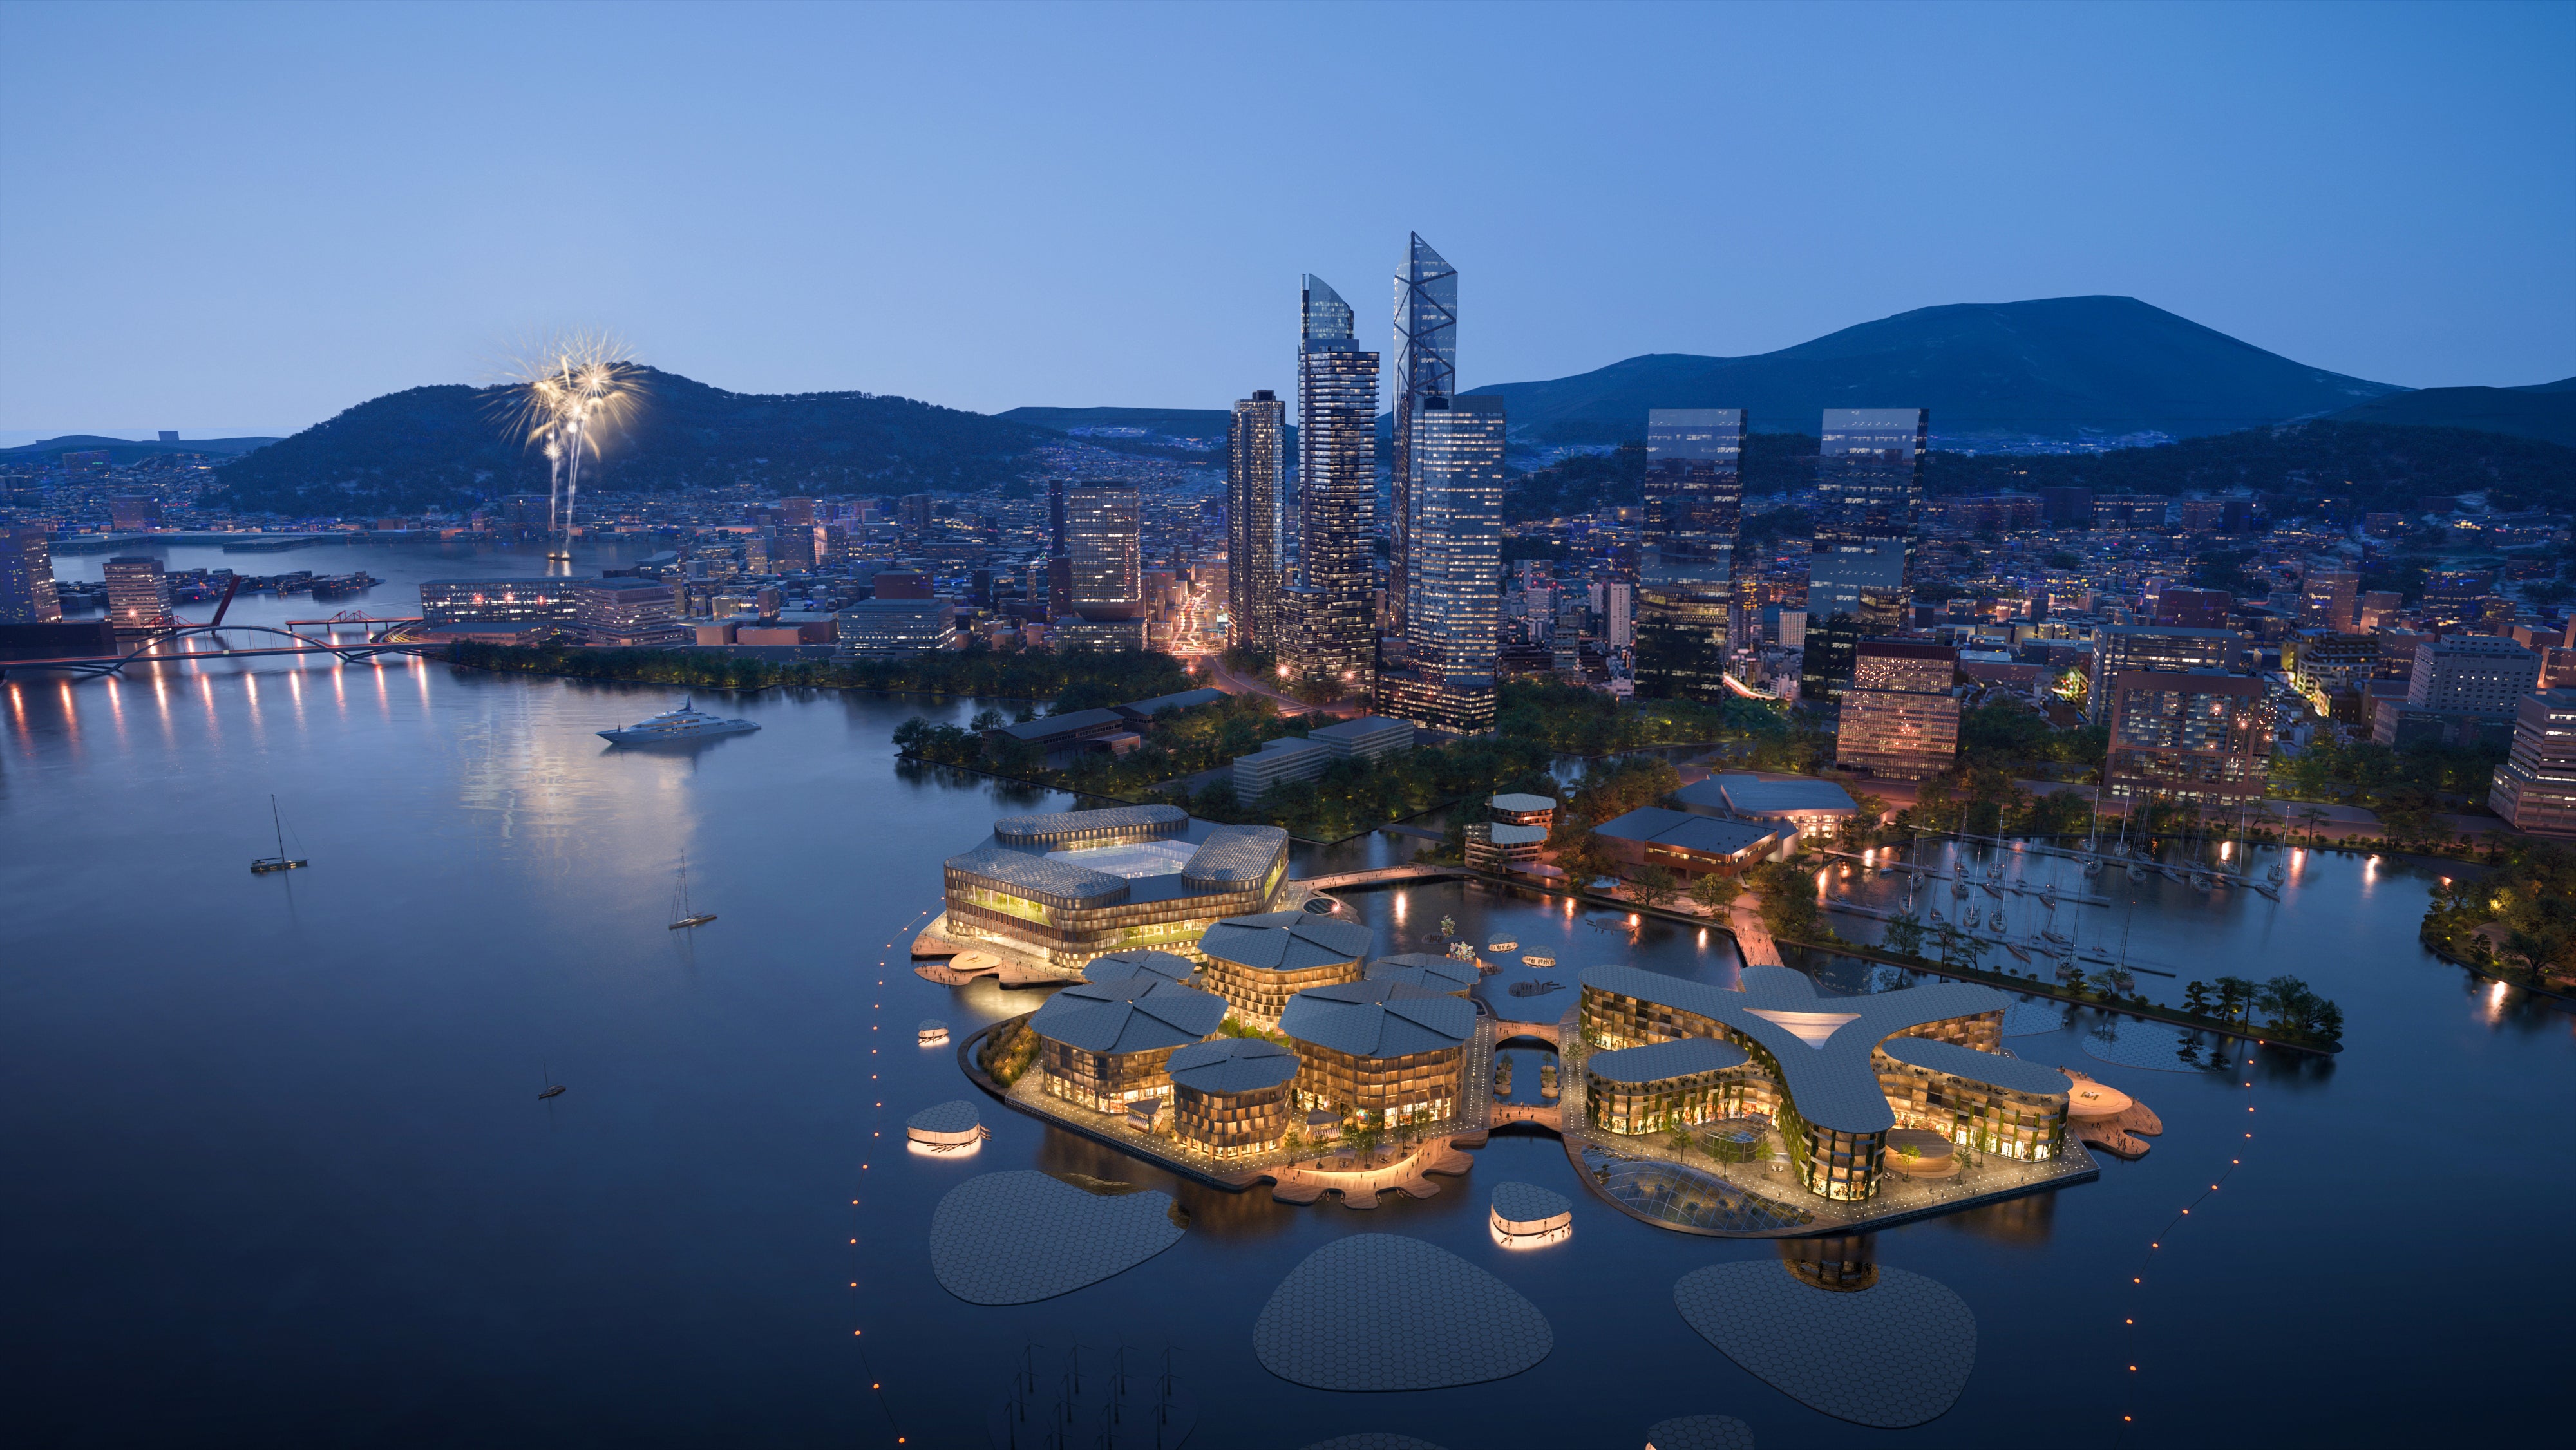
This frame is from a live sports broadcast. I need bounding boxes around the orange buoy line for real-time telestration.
[2112,1046,2259,1440]
[850,903,934,1444]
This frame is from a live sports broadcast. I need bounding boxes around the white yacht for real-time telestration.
[598,700,761,746]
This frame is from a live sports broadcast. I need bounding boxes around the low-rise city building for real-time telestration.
[1278,978,1475,1128]
[1165,1037,1302,1159]
[2488,689,2576,837]
[1026,972,1227,1113]
[2103,668,2273,806]
[1667,773,1858,844]
[940,805,1289,972]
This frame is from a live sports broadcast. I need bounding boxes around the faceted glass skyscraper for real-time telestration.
[1388,234,1457,641]
[1635,408,1745,702]
[1378,393,1504,733]
[1,528,63,623]
[1227,390,1286,651]
[1295,274,1380,676]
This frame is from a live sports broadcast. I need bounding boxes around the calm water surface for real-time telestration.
[5,576,2571,1447]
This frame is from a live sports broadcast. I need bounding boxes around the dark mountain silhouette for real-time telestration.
[214,368,1050,514]
[2324,378,2576,449]
[1461,296,2405,445]
[1,433,280,463]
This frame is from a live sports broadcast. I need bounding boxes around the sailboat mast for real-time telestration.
[271,795,285,859]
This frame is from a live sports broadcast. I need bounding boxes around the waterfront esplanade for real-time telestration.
[942,805,1289,972]
[1580,963,2067,1201]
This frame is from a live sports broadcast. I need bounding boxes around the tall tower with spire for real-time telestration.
[1389,234,1457,643]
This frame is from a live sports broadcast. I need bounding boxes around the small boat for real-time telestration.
[2055,959,2080,981]
[1988,917,2009,939]
[250,794,308,874]
[2041,929,2072,946]
[600,699,761,746]
[1927,907,1945,925]
[2267,865,2286,885]
[538,1066,565,1100]
[2002,943,2032,963]
[1986,863,2005,882]
[1952,879,1970,899]
[2082,858,2104,878]
[1962,907,1981,929]
[668,854,715,930]
[2127,863,2147,883]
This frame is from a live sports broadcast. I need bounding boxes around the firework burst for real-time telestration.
[491,332,643,560]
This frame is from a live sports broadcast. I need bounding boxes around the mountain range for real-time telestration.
[1457,296,2407,446]
[2320,377,2576,449]
[0,433,281,463]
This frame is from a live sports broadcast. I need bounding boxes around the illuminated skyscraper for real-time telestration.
[1227,390,1285,650]
[1388,234,1457,641]
[1634,408,1745,702]
[1803,408,1927,708]
[1065,483,1142,620]
[1,528,62,623]
[104,556,173,634]
[1295,275,1380,676]
[1378,393,1504,732]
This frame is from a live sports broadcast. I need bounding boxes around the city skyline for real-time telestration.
[5,3,2568,438]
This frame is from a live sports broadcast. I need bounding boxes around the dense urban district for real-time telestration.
[7,249,2576,1006]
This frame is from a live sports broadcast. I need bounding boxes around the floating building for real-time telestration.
[941,806,1289,972]
[1166,1037,1302,1159]
[1362,952,1480,997]
[1194,910,1372,1025]
[1578,963,2067,1201]
[1027,972,1228,1113]
[1279,978,1475,1129]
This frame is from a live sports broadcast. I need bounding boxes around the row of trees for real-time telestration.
[450,639,1192,702]
[2179,975,2345,1040]
[2423,842,2576,986]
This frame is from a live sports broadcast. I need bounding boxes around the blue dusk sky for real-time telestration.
[1,0,2570,440]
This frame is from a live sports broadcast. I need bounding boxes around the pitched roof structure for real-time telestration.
[994,802,1186,847]
[1669,774,1859,818]
[1281,979,1477,1060]
[1029,976,1227,1055]
[1579,963,2010,1133]
[1198,910,1374,974]
[1166,1037,1301,1095]
[1586,1035,1750,1084]
[1591,806,1781,858]
[1364,953,1481,995]
[1182,825,1290,888]
[1082,949,1198,986]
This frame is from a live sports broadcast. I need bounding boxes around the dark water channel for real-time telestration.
[5,569,2571,1447]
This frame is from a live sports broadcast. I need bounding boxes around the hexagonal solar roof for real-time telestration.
[1083,949,1198,986]
[1198,910,1374,974]
[1029,976,1227,1055]
[1365,953,1481,995]
[1280,979,1476,1060]
[1167,1036,1300,1095]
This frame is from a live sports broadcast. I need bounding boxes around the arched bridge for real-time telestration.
[12,622,436,678]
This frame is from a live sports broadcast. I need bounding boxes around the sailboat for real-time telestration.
[539,1066,565,1100]
[668,854,715,930]
[249,795,308,874]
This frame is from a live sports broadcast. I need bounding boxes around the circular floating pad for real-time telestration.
[1646,1415,1757,1450]
[1489,1180,1573,1236]
[1256,1234,1553,1391]
[907,1099,982,1145]
[1300,1436,1449,1450]
[1674,1260,1975,1429]
[929,1171,1183,1305]
[918,1017,950,1044]
[2083,1024,2208,1073]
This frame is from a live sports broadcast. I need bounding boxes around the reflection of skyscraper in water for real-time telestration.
[1803,408,1927,710]
[1294,274,1380,676]
[1388,234,1457,644]
[1227,390,1285,651]
[1636,408,1745,702]
[1065,483,1142,619]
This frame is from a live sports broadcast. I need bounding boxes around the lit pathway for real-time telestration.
[1729,894,1785,968]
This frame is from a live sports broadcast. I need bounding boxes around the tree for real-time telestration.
[1752,861,1823,941]
[1883,916,1926,958]
[1631,865,1680,909]
[2182,980,2213,1015]
[2213,975,2257,1024]
[1690,871,1736,916]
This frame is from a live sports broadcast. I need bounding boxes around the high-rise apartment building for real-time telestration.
[1065,483,1143,621]
[1,529,63,623]
[1806,408,1927,626]
[104,556,173,634]
[1388,234,1457,641]
[1605,581,1633,650]
[2103,671,2273,806]
[2088,625,2244,722]
[2302,567,2359,630]
[1296,274,1381,677]
[2374,634,2542,749]
[1227,390,1286,651]
[1378,393,1503,733]
[1836,641,1961,780]
[1635,408,1745,702]
[2488,690,2576,836]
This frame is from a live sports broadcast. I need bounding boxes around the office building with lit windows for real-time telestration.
[1295,275,1381,677]
[940,805,1291,973]
[1,528,63,623]
[2488,689,2576,837]
[1636,408,1745,702]
[1064,483,1143,620]
[1194,910,1372,1026]
[421,578,586,627]
[1836,640,1961,780]
[1578,963,2063,1201]
[1806,408,1927,627]
[1377,392,1504,733]
[1227,390,1285,652]
[1028,970,1228,1113]
[2102,669,2274,806]
[2088,625,2242,722]
[1166,1037,1302,1159]
[103,556,173,634]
